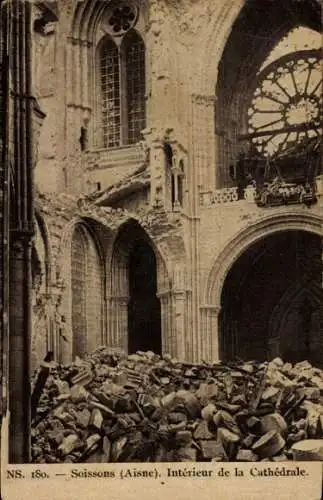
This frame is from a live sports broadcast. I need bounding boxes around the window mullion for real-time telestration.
[120,46,128,146]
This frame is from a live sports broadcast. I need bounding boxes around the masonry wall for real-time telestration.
[31,0,323,366]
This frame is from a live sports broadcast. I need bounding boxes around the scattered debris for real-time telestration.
[31,349,323,463]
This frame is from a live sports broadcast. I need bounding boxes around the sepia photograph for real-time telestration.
[0,0,322,495]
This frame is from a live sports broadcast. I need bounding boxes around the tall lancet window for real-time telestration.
[99,29,146,148]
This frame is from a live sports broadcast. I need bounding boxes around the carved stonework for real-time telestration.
[101,1,139,37]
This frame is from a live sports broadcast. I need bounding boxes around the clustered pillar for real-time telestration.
[3,0,35,463]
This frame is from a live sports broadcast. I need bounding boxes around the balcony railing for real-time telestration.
[200,177,323,208]
[200,186,257,207]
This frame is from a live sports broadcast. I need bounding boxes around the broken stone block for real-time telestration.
[270,358,284,368]
[70,384,90,403]
[56,411,75,424]
[268,370,294,389]
[58,434,82,456]
[196,382,218,404]
[200,440,227,460]
[260,413,288,435]
[85,433,101,451]
[294,360,312,372]
[218,410,240,435]
[111,436,128,462]
[241,434,257,449]
[161,392,178,410]
[251,431,285,458]
[176,430,192,445]
[282,363,293,375]
[311,376,323,392]
[261,386,280,403]
[297,386,320,402]
[54,379,70,395]
[112,371,128,386]
[306,407,321,438]
[217,427,240,459]
[102,381,126,396]
[168,412,187,424]
[102,436,111,462]
[91,390,115,409]
[212,411,222,428]
[176,446,197,461]
[216,401,241,414]
[70,370,93,387]
[240,363,255,374]
[76,408,91,429]
[176,390,201,418]
[95,364,113,378]
[291,439,323,461]
[236,449,259,462]
[201,403,217,422]
[88,400,115,418]
[193,420,214,440]
[89,408,104,431]
[47,430,65,447]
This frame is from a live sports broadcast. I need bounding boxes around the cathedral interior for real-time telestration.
[0,0,322,462]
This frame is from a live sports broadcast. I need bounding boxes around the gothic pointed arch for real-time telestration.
[214,0,322,190]
[71,222,104,358]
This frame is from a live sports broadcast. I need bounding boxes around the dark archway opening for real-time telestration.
[220,230,323,367]
[128,240,161,354]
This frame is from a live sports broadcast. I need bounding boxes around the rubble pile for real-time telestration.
[31,349,323,463]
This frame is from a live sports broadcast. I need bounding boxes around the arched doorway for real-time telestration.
[128,241,161,354]
[110,220,162,354]
[220,230,323,366]
[71,224,103,358]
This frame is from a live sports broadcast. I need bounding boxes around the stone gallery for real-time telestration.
[0,0,322,462]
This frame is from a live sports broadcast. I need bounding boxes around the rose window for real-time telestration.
[103,2,138,36]
[246,49,322,156]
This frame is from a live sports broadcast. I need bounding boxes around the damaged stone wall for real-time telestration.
[31,0,322,367]
[33,192,189,367]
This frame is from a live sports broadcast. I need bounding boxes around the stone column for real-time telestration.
[9,238,32,463]
[116,296,128,353]
[200,305,221,362]
[172,290,186,360]
[158,291,172,355]
[107,296,129,353]
[191,94,216,192]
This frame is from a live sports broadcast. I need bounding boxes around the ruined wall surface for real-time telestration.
[32,0,244,200]
[32,192,189,364]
